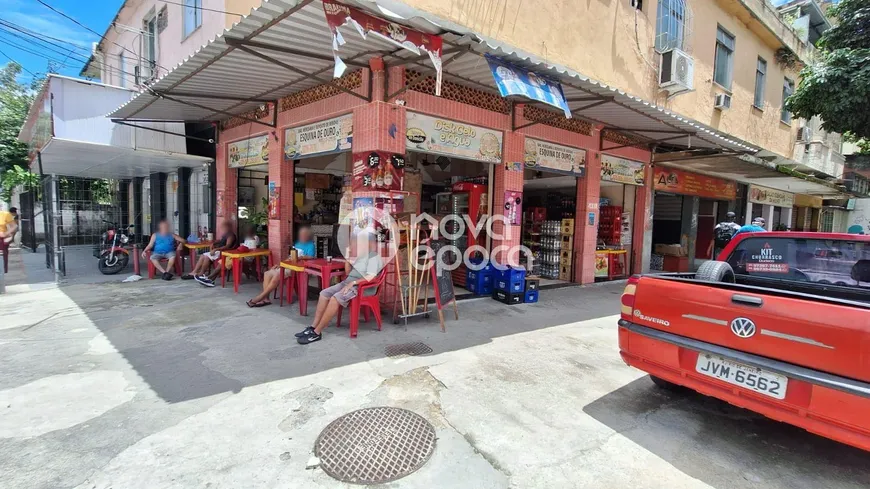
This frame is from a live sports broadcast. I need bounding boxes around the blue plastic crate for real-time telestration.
[524,290,539,303]
[467,269,494,295]
[496,278,524,293]
[494,266,526,283]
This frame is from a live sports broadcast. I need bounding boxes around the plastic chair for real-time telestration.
[146,250,183,278]
[336,270,387,338]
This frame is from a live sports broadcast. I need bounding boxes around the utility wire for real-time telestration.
[0,47,39,77]
[0,18,90,52]
[0,31,139,80]
[34,0,172,76]
[0,26,82,62]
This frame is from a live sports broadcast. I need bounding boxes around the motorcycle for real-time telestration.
[96,220,133,275]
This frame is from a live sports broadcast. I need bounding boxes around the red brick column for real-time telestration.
[352,101,405,154]
[573,126,603,284]
[493,131,525,265]
[268,129,292,263]
[632,162,653,274]
[215,140,238,231]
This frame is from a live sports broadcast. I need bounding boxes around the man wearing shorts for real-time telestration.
[186,220,237,286]
[296,230,383,345]
[141,220,185,280]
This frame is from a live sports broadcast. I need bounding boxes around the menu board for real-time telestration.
[228,135,270,168]
[405,112,503,163]
[429,240,456,307]
[601,154,645,186]
[654,167,737,200]
[524,138,586,176]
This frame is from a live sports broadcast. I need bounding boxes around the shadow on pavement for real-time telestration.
[582,376,870,488]
[55,273,623,404]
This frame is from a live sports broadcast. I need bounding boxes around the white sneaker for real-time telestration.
[194,275,215,287]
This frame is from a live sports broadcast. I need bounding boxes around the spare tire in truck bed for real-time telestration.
[696,260,736,283]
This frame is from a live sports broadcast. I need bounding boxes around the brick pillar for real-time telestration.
[573,126,603,284]
[269,130,292,264]
[493,131,525,265]
[352,101,405,154]
[632,162,654,274]
[369,59,385,102]
[215,138,238,232]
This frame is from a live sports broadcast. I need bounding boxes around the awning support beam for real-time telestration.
[512,98,613,132]
[603,134,693,151]
[224,38,371,68]
[112,120,216,143]
[155,90,276,104]
[153,90,276,128]
[232,44,372,103]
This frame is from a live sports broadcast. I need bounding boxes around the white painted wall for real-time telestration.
[847,199,870,234]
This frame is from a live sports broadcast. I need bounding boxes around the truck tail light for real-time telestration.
[621,275,641,319]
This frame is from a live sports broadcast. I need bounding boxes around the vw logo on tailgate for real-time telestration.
[730,317,757,338]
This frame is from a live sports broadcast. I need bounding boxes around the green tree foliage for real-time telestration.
[1,164,39,202]
[786,0,870,139]
[0,62,38,174]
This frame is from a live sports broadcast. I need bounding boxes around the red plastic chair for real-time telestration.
[146,250,183,278]
[336,270,387,338]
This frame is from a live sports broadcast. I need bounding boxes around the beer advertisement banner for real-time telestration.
[351,151,405,191]
[601,154,645,186]
[228,135,270,168]
[405,112,503,163]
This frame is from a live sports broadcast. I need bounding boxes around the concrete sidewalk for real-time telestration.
[0,249,867,489]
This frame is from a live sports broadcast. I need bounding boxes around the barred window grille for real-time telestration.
[655,0,692,53]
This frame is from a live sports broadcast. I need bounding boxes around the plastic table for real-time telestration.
[221,249,273,293]
[183,241,213,273]
[278,259,309,315]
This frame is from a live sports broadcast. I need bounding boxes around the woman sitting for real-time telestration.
[246,226,315,307]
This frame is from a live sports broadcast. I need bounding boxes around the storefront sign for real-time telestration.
[351,151,405,191]
[654,168,737,200]
[524,138,586,176]
[228,134,270,168]
[749,185,794,207]
[486,55,571,118]
[284,114,352,160]
[794,193,823,209]
[322,0,444,94]
[601,155,645,186]
[405,112,502,163]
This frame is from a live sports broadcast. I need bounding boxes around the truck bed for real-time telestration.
[628,273,870,384]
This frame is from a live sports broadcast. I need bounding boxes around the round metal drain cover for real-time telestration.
[385,342,433,358]
[315,407,436,484]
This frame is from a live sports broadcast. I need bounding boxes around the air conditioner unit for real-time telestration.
[796,126,813,142]
[659,48,694,93]
[714,93,732,110]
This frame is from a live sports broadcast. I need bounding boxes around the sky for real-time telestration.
[0,0,124,83]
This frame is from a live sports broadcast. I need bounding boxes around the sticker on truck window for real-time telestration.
[746,242,789,273]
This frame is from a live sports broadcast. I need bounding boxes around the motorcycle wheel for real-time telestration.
[98,252,129,275]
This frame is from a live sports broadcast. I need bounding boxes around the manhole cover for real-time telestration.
[384,342,433,358]
[314,407,437,484]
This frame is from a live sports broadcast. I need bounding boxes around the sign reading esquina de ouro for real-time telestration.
[284,114,353,160]
[523,137,586,176]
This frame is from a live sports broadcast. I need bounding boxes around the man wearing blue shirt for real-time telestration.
[245,226,317,307]
[734,217,767,237]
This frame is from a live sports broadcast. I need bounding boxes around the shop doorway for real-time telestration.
[408,151,494,291]
[292,153,350,257]
[596,181,636,282]
[522,168,577,286]
[236,164,269,242]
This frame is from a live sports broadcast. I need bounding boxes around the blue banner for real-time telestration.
[486,55,571,118]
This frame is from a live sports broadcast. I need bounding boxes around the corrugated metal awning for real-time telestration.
[109,0,757,154]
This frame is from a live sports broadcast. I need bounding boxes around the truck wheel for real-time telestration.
[649,375,680,390]
[696,260,735,283]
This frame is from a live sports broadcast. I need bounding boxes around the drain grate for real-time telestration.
[384,342,433,358]
[314,407,437,484]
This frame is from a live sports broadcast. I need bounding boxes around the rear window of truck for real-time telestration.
[726,237,870,290]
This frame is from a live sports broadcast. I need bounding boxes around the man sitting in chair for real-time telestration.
[296,230,383,345]
[141,220,186,280]
[246,226,315,308]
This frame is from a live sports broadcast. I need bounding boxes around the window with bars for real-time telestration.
[821,209,834,232]
[655,0,689,52]
[713,26,735,89]
[754,57,766,108]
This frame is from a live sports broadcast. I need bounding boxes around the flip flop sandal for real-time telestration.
[246,300,257,308]
[251,300,271,308]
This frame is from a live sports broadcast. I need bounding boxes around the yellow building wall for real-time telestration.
[399,0,802,158]
[225,0,264,27]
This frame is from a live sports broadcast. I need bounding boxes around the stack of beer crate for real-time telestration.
[560,219,574,281]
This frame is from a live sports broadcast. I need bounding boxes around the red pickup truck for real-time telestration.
[619,232,870,451]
